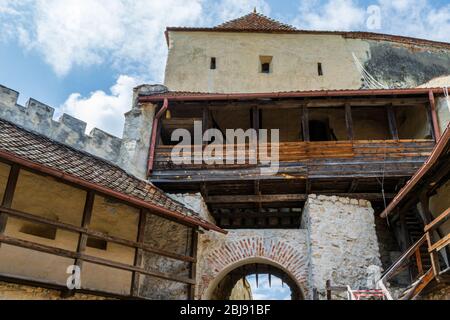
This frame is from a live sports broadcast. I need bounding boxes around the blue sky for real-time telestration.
[0,0,449,136]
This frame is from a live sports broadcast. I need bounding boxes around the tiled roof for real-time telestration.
[165,12,450,50]
[0,118,223,233]
[214,12,297,31]
[138,88,444,103]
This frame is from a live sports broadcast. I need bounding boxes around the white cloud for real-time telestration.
[294,0,365,31]
[292,0,450,42]
[59,75,140,137]
[214,0,270,22]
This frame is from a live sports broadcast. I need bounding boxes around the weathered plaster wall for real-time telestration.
[0,282,108,300]
[436,97,450,133]
[302,195,382,299]
[165,32,450,93]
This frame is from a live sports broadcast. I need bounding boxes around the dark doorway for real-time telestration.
[309,120,331,141]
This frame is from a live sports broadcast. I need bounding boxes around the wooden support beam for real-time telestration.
[206,193,394,204]
[74,191,95,269]
[131,209,147,297]
[345,103,354,141]
[0,164,19,248]
[428,91,441,141]
[387,104,399,141]
[0,234,196,285]
[189,230,199,300]
[301,105,310,142]
[0,206,195,263]
[415,247,424,276]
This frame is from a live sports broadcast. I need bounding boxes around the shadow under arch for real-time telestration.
[204,257,306,300]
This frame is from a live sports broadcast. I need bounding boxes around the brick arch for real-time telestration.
[198,237,309,299]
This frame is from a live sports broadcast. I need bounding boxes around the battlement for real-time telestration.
[0,84,123,165]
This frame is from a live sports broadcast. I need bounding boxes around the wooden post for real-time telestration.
[131,209,147,297]
[326,280,332,300]
[302,105,310,142]
[61,190,95,298]
[386,104,399,141]
[345,103,354,141]
[415,247,424,276]
[428,91,441,142]
[0,165,20,248]
[426,231,441,278]
[189,229,198,300]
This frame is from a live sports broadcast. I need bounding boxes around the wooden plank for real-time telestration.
[0,165,20,248]
[428,234,450,253]
[345,103,354,141]
[424,208,450,233]
[387,104,399,141]
[206,193,395,204]
[301,106,310,142]
[415,247,424,276]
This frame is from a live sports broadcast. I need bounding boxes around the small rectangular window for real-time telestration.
[261,63,270,73]
[260,56,273,74]
[20,222,57,240]
[318,63,323,76]
[210,57,216,70]
[87,237,108,251]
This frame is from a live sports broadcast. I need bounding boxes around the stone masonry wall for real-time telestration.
[302,195,382,299]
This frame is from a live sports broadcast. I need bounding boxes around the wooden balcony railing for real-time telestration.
[152,140,434,180]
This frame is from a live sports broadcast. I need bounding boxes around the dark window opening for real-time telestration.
[309,120,332,141]
[20,222,57,240]
[260,56,273,74]
[261,63,270,73]
[87,237,108,251]
[210,57,216,70]
[318,63,323,76]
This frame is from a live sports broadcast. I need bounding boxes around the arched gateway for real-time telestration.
[196,234,310,300]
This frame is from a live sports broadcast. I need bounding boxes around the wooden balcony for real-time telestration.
[152,139,435,182]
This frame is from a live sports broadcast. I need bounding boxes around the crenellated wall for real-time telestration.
[0,84,164,180]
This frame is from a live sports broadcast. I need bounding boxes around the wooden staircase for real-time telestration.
[377,207,450,300]
[326,207,449,300]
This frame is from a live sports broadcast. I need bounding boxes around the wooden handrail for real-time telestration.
[380,234,427,282]
[424,207,450,233]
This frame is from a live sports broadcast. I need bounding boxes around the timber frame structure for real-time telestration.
[142,88,444,229]
[0,118,224,299]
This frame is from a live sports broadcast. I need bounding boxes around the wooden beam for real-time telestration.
[301,106,310,142]
[74,191,95,269]
[428,91,441,141]
[0,164,19,248]
[189,230,198,300]
[131,209,147,297]
[206,193,395,204]
[345,103,354,141]
[0,206,195,263]
[387,104,399,141]
[0,234,195,285]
